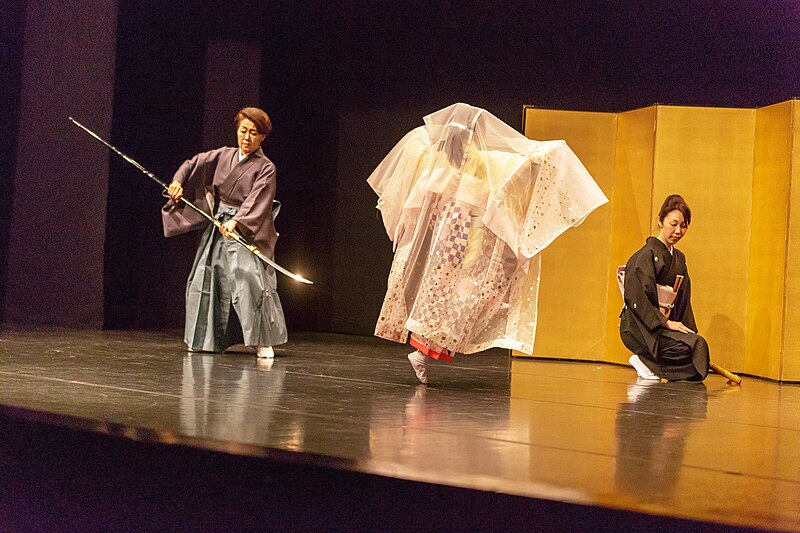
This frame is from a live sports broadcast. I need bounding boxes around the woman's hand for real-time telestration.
[666,320,695,334]
[219,219,238,239]
[167,180,184,201]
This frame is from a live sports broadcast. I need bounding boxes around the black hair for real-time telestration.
[658,194,691,225]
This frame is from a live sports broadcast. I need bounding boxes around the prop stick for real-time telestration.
[710,362,743,385]
[69,117,312,285]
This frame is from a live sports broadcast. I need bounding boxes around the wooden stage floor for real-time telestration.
[0,327,797,531]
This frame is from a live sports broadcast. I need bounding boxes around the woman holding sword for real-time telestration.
[163,107,287,358]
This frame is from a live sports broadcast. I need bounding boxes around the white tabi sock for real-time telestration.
[628,354,660,380]
[257,346,275,359]
[407,350,429,384]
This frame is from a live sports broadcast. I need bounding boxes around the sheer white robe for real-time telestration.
[368,103,607,356]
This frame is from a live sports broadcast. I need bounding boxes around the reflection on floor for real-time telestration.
[0,327,797,531]
[512,358,800,531]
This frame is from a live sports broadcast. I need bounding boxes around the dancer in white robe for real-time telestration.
[368,103,607,383]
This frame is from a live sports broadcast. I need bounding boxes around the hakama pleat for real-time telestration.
[185,206,287,352]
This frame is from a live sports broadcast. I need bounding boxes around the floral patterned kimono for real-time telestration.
[368,103,607,359]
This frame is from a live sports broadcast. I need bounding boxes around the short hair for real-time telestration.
[235,107,272,137]
[658,194,692,225]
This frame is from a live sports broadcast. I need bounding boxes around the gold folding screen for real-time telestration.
[518,100,800,382]
[520,110,618,361]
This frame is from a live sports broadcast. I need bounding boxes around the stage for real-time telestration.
[0,327,797,531]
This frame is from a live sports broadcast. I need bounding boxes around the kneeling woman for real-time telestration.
[620,194,709,381]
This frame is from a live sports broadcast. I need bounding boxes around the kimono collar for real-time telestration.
[238,147,266,163]
[649,235,674,255]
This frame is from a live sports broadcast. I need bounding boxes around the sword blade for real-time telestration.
[237,236,314,284]
[69,116,313,285]
[69,117,167,188]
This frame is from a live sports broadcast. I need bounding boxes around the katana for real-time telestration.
[69,116,313,285]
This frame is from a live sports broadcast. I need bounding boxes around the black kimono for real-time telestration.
[619,237,709,381]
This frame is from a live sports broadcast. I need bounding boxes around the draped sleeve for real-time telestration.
[517,141,608,259]
[161,148,228,237]
[482,154,536,260]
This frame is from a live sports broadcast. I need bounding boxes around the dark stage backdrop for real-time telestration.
[3,0,799,334]
[3,0,118,327]
[0,1,25,324]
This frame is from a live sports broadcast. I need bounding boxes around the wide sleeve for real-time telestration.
[517,142,608,259]
[624,252,669,332]
[161,150,219,237]
[482,155,536,260]
[172,154,197,185]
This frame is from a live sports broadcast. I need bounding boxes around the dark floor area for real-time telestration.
[0,327,796,531]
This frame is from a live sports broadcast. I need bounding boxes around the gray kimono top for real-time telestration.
[162,147,278,259]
